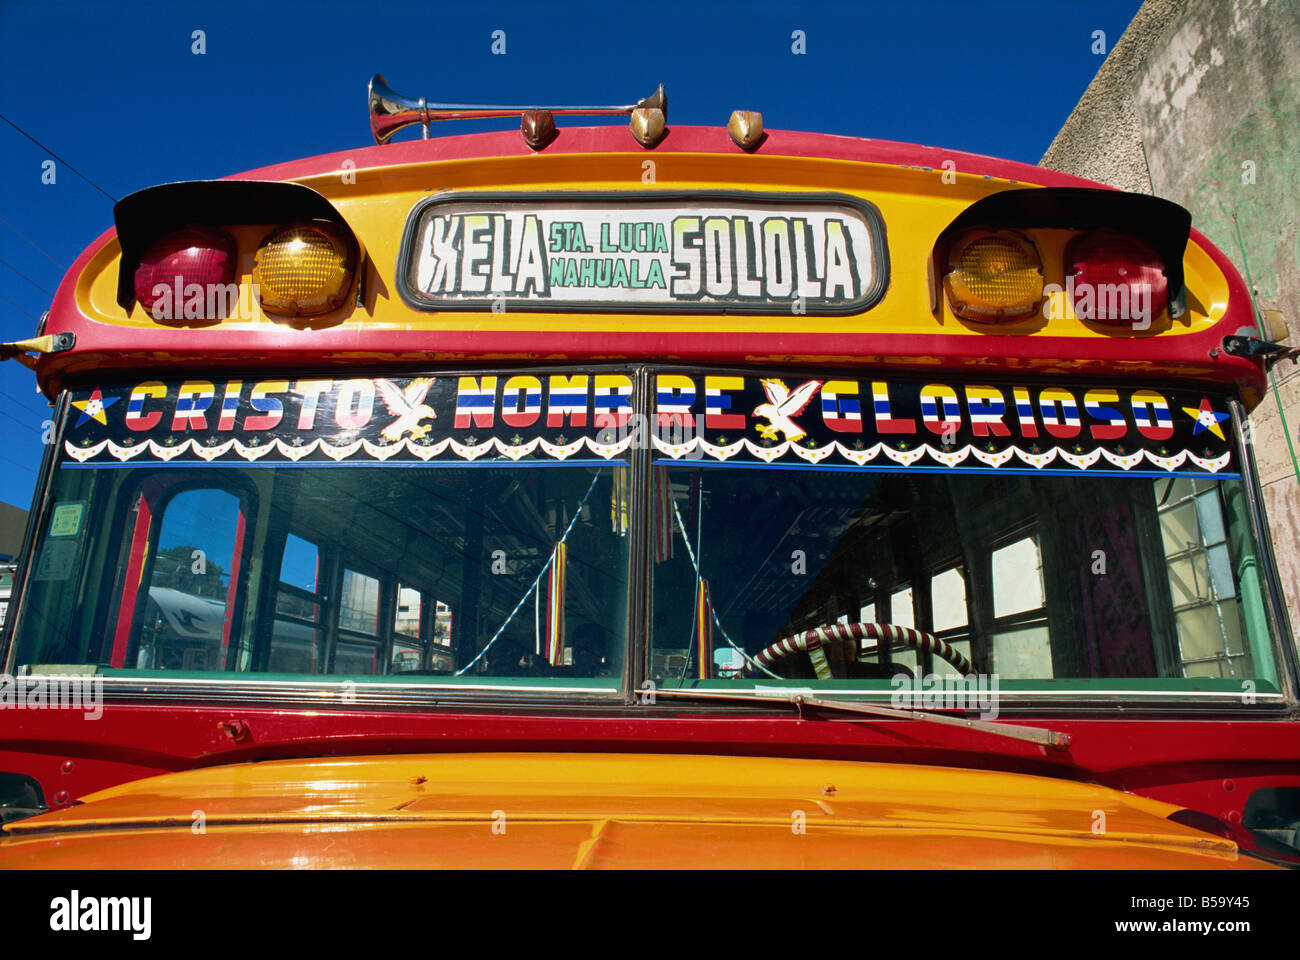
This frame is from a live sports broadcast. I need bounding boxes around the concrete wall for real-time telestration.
[1041,0,1300,637]
[0,502,28,561]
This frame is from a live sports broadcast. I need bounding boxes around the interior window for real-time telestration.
[280,534,319,592]
[890,586,915,629]
[334,568,382,675]
[269,534,323,674]
[340,570,380,636]
[930,566,972,673]
[931,567,968,632]
[991,537,1045,618]
[391,585,424,672]
[989,535,1052,679]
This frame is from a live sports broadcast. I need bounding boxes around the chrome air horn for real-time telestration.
[368,73,668,149]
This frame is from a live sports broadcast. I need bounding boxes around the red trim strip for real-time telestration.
[234,126,1115,190]
[109,492,154,669]
[219,507,247,669]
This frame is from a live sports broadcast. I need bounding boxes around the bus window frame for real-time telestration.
[331,562,390,676]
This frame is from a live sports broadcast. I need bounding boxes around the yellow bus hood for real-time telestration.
[0,753,1275,869]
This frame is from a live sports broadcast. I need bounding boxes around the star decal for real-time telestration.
[71,388,118,426]
[1182,397,1229,441]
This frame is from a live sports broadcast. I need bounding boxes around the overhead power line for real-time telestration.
[0,113,118,202]
[0,401,42,433]
[0,214,63,268]
[0,451,36,475]
[0,387,53,420]
[0,290,40,321]
[0,256,54,297]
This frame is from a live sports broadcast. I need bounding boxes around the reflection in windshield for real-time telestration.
[14,464,628,683]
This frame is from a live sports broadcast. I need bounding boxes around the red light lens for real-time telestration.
[134,227,238,317]
[1066,230,1168,325]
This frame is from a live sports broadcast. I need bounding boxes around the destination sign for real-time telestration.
[62,373,1234,476]
[398,191,888,313]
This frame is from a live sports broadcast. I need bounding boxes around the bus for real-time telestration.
[0,75,1296,868]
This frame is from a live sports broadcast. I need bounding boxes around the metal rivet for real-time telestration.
[1226,809,1242,823]
[53,790,69,804]
[1222,779,1235,792]
[821,783,837,795]
[61,760,74,774]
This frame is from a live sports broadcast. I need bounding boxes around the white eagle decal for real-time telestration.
[753,378,822,443]
[377,377,436,442]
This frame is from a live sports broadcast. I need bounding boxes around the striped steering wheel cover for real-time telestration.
[754,621,972,676]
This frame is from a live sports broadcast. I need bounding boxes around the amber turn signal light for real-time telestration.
[253,222,356,318]
[943,230,1044,323]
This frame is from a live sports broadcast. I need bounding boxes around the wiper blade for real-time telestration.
[650,688,1072,751]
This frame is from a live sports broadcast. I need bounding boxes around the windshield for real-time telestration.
[3,367,1289,706]
[9,372,631,692]
[643,373,1286,704]
[650,467,1281,697]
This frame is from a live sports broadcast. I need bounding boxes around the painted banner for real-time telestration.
[61,372,1235,475]
[398,191,888,314]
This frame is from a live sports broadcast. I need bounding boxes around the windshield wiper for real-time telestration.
[649,688,1072,751]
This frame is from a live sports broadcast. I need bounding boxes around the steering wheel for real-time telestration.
[751,621,972,679]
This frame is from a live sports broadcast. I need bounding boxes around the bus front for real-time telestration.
[1,92,1296,868]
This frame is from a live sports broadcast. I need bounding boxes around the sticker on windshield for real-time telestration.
[48,502,85,538]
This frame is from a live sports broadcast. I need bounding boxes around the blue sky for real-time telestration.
[0,0,1141,512]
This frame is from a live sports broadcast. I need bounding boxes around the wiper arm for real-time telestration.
[650,688,1072,751]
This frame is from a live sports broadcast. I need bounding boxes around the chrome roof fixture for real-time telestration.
[728,110,764,151]
[368,74,668,149]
